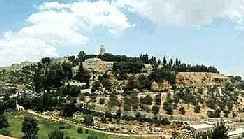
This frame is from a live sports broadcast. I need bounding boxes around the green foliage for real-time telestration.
[62,62,73,80]
[87,135,98,139]
[179,107,185,115]
[149,68,176,84]
[48,129,65,139]
[99,98,105,105]
[152,105,160,115]
[140,95,153,105]
[84,114,94,127]
[125,76,137,90]
[99,73,113,91]
[194,105,201,113]
[0,128,10,136]
[108,95,120,109]
[113,62,145,74]
[77,127,83,134]
[211,122,229,139]
[136,74,152,90]
[163,94,173,115]
[91,81,101,92]
[61,103,78,117]
[155,94,161,105]
[0,114,8,129]
[74,63,90,85]
[77,51,86,62]
[22,116,39,139]
[61,84,81,97]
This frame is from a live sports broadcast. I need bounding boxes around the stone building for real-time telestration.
[82,58,113,73]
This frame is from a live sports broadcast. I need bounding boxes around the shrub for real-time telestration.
[0,128,10,136]
[88,135,98,139]
[77,127,83,134]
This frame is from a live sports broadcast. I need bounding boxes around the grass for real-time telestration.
[5,112,156,139]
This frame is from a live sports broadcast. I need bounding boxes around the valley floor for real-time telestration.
[5,111,168,139]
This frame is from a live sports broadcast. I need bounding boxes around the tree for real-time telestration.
[136,74,151,90]
[0,102,5,115]
[0,114,8,129]
[84,114,94,127]
[77,51,86,62]
[194,105,201,113]
[152,105,160,115]
[108,95,120,109]
[163,94,173,115]
[140,95,153,105]
[163,56,167,66]
[75,63,90,85]
[126,76,137,90]
[211,122,229,139]
[179,107,185,115]
[149,68,176,84]
[22,116,39,139]
[41,57,51,65]
[101,78,112,91]
[91,81,101,92]
[88,135,98,139]
[61,103,78,117]
[49,129,65,139]
[61,84,81,97]
[62,62,73,80]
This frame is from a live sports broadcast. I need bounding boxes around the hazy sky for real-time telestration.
[1,0,244,76]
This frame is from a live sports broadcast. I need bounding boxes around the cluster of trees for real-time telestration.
[140,54,219,73]
[33,53,90,93]
[172,85,240,118]
[149,67,176,84]
[113,62,145,75]
[163,94,173,115]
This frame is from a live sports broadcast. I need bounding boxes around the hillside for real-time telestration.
[0,49,243,139]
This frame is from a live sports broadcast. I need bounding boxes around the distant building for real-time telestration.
[82,58,113,73]
[99,45,106,55]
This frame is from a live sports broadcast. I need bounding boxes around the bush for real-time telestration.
[0,128,10,136]
[152,105,160,115]
[87,135,98,139]
[0,114,8,129]
[99,98,105,105]
[140,95,153,105]
[212,122,228,139]
[85,129,89,134]
[22,116,39,139]
[179,107,185,115]
[48,129,64,139]
[194,105,201,113]
[77,127,83,134]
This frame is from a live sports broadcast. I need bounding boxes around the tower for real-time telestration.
[99,45,105,55]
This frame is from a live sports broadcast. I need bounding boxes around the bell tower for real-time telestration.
[99,44,105,55]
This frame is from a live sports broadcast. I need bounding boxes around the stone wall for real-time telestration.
[176,72,229,88]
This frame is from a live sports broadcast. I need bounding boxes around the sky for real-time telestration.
[1,0,244,76]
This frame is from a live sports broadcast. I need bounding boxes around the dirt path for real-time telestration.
[0,135,16,139]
